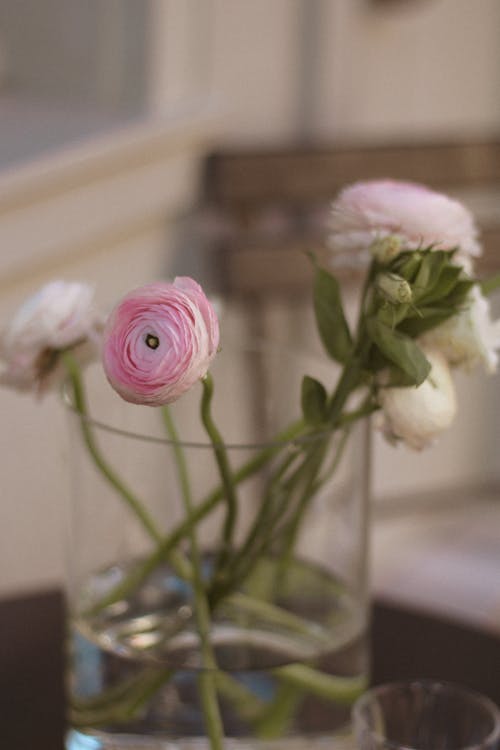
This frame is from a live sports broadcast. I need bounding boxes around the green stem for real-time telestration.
[71,667,173,727]
[198,671,225,750]
[218,345,372,603]
[71,668,163,712]
[326,259,377,427]
[327,358,364,425]
[210,449,298,599]
[124,669,175,718]
[63,354,190,599]
[63,352,163,544]
[208,448,315,607]
[254,666,367,738]
[161,407,193,517]
[272,440,329,590]
[312,426,350,491]
[161,405,224,750]
[338,401,379,426]
[254,683,302,739]
[200,373,238,570]
[222,592,332,646]
[87,418,307,615]
[272,664,368,705]
[214,671,265,722]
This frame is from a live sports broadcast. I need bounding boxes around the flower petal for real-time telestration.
[102,279,220,406]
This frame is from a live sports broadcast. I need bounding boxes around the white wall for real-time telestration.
[207,0,500,145]
[210,0,304,144]
[315,0,500,142]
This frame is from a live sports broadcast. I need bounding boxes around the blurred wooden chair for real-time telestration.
[203,140,500,293]
[178,140,500,344]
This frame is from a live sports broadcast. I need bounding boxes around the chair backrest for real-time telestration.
[200,142,500,302]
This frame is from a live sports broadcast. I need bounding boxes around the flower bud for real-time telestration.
[376,272,413,305]
[377,349,457,450]
[370,235,402,264]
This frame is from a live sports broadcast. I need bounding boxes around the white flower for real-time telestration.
[0,280,102,394]
[420,285,500,374]
[329,180,481,266]
[377,349,457,450]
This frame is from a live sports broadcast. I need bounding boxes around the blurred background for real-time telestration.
[0,0,499,632]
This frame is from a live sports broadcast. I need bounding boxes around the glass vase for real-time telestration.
[63,342,371,750]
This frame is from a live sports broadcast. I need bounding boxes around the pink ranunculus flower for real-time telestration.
[102,277,220,406]
[0,280,101,394]
[328,180,481,264]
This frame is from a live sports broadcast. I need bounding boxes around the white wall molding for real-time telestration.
[0,112,216,287]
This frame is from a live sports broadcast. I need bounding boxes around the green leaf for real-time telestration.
[382,368,426,387]
[400,275,474,336]
[417,265,463,305]
[412,251,449,302]
[363,345,386,373]
[367,319,431,386]
[399,309,457,337]
[313,268,352,363]
[376,303,410,329]
[441,278,474,307]
[301,376,328,425]
[376,305,396,329]
[391,251,422,282]
[481,273,500,296]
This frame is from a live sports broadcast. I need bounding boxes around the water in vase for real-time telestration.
[67,555,368,749]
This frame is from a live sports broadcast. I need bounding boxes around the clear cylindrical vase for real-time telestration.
[63,343,371,750]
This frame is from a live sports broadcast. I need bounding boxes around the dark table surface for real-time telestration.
[1,589,499,750]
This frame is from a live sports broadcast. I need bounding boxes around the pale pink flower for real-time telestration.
[102,277,220,406]
[329,180,481,263]
[0,280,101,394]
[377,349,457,450]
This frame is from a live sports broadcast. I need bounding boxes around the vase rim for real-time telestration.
[61,338,343,450]
[61,384,336,451]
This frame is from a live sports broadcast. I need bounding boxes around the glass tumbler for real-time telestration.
[353,680,500,750]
